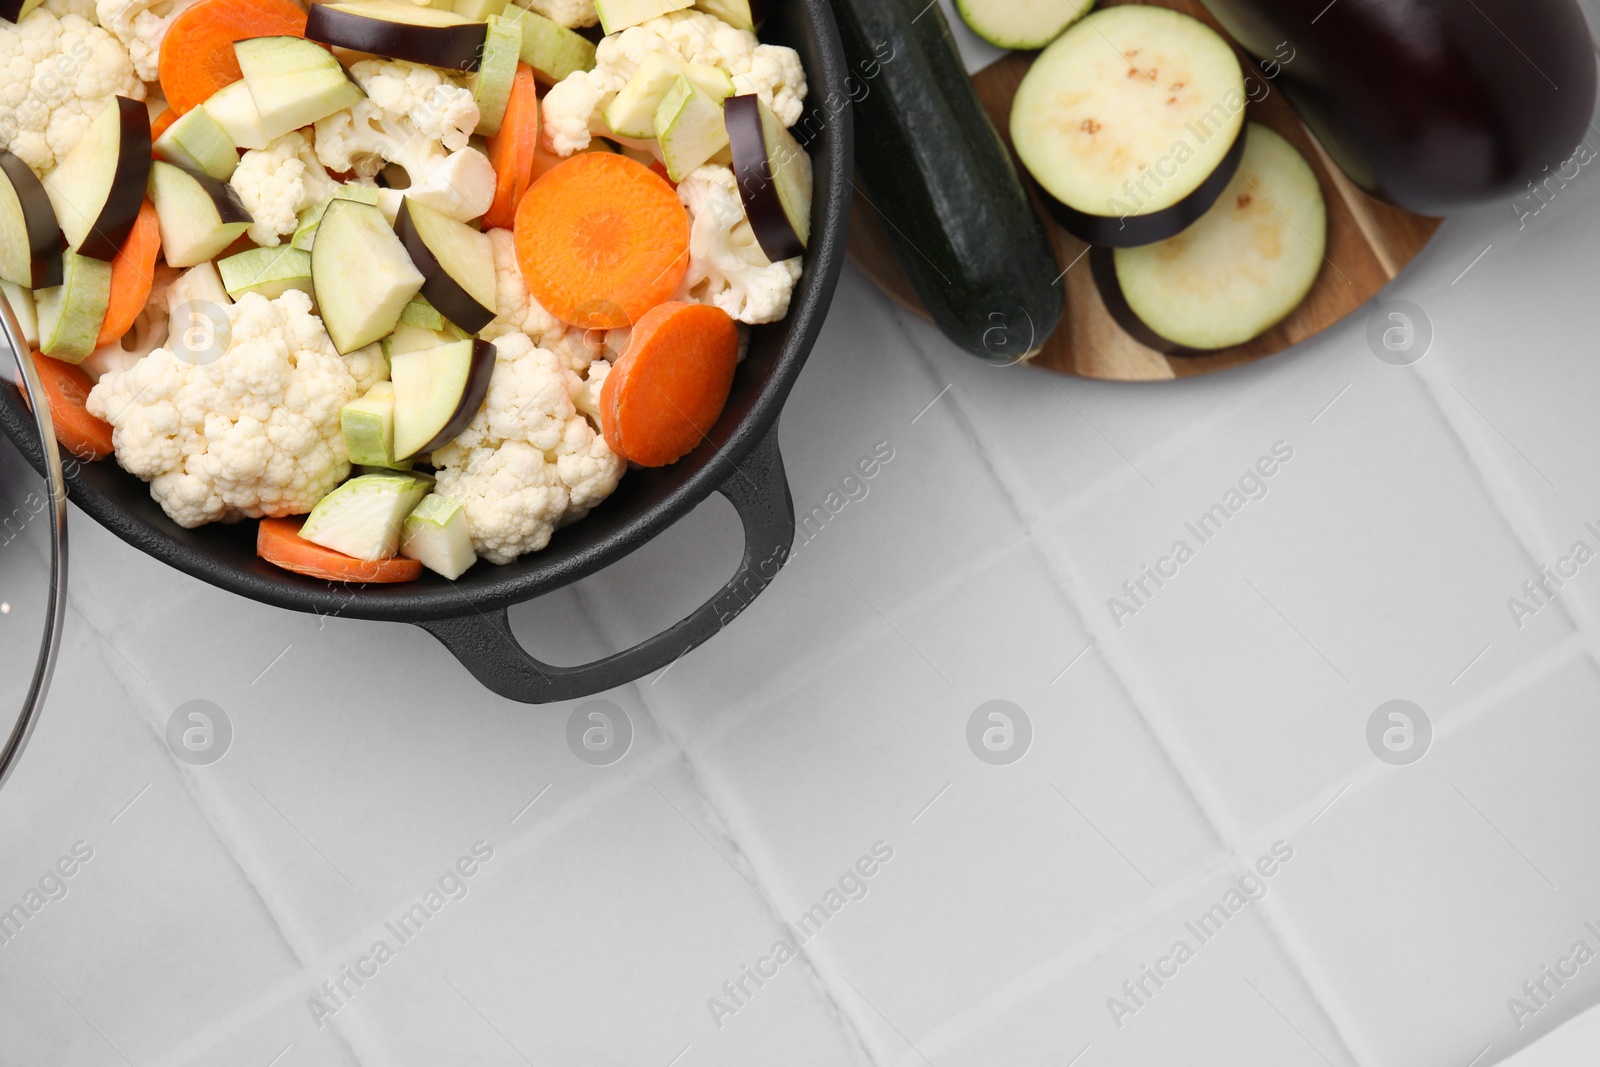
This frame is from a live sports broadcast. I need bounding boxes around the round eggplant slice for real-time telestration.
[725,93,812,263]
[42,97,151,262]
[1043,125,1245,248]
[394,199,496,335]
[0,149,64,290]
[1089,246,1189,355]
[1094,123,1327,353]
[306,2,487,72]
[1012,5,1247,248]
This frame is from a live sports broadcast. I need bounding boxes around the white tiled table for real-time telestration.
[5,12,1600,1067]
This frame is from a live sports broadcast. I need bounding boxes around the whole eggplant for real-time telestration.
[1199,0,1598,215]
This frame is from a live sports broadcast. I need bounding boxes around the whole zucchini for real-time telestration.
[833,0,1063,363]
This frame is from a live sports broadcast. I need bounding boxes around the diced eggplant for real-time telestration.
[235,36,365,141]
[306,2,487,71]
[311,198,424,353]
[1011,6,1247,247]
[1094,124,1326,352]
[147,161,254,268]
[394,198,495,334]
[453,0,508,19]
[390,338,494,458]
[0,148,63,289]
[0,0,46,23]
[42,97,152,261]
[725,93,811,261]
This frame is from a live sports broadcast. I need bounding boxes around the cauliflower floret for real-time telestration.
[82,264,179,381]
[314,60,495,221]
[0,5,146,176]
[95,0,200,81]
[542,10,805,156]
[342,342,389,396]
[230,131,341,247]
[522,0,596,28]
[432,334,623,564]
[482,227,620,373]
[675,165,801,324]
[86,290,364,529]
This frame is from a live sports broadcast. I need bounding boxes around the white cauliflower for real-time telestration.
[86,290,365,528]
[675,165,801,324]
[0,1,146,176]
[313,59,494,221]
[95,0,200,81]
[543,9,805,156]
[432,333,623,564]
[523,0,596,28]
[230,131,341,247]
[482,227,621,373]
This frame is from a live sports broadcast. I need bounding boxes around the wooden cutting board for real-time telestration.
[846,0,1445,382]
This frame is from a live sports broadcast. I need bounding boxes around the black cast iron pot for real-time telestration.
[0,0,853,704]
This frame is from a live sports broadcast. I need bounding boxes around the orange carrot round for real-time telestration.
[150,107,178,140]
[484,63,539,229]
[31,352,114,461]
[96,200,161,348]
[257,517,423,583]
[600,301,738,467]
[159,0,310,115]
[516,153,689,330]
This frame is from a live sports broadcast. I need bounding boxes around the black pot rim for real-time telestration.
[0,0,852,625]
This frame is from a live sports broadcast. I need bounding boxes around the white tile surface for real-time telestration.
[8,48,1600,1067]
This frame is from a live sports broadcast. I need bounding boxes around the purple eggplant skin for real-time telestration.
[395,200,495,334]
[78,97,152,261]
[1199,0,1597,215]
[418,339,496,455]
[725,94,805,263]
[305,4,486,71]
[0,148,64,289]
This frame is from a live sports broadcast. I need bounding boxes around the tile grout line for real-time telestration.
[51,609,382,1067]
[904,329,1375,1065]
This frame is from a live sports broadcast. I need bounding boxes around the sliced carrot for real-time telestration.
[96,200,161,348]
[599,301,738,467]
[484,63,539,229]
[257,517,423,583]
[159,0,310,115]
[150,107,178,140]
[515,153,689,330]
[31,352,114,461]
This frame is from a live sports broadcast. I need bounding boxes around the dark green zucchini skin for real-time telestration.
[833,0,1062,363]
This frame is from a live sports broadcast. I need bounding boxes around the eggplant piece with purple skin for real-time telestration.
[42,97,151,262]
[0,149,63,290]
[306,2,487,72]
[394,198,496,335]
[725,93,812,263]
[1198,0,1598,215]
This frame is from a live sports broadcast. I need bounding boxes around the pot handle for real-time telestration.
[417,421,794,704]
